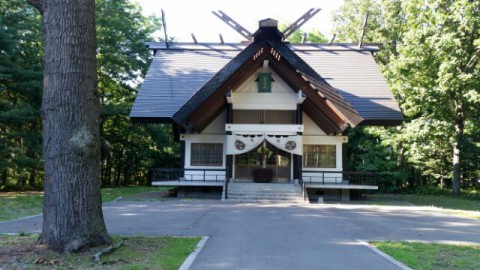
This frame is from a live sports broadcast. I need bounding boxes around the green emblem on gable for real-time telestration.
[257,72,271,93]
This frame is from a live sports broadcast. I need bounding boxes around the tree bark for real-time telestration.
[452,115,464,195]
[451,92,465,195]
[29,0,111,252]
[0,170,6,187]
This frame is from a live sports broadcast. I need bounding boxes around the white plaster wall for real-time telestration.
[235,67,292,93]
[232,67,299,110]
[302,113,326,135]
[201,110,226,134]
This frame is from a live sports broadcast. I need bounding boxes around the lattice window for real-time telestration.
[191,143,223,166]
[303,145,336,168]
[233,110,295,124]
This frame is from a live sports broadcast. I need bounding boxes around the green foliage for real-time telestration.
[288,29,328,44]
[333,0,480,193]
[332,0,383,43]
[95,0,179,187]
[0,0,179,190]
[279,23,328,44]
[0,0,43,189]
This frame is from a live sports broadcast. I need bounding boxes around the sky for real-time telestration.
[137,0,344,43]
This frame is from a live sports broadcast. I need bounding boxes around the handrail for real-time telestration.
[302,170,379,186]
[151,168,227,182]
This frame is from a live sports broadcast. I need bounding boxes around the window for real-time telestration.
[303,145,336,168]
[191,143,223,166]
[233,110,296,124]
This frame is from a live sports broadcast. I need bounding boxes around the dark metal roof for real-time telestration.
[130,50,238,119]
[131,41,402,125]
[296,50,403,122]
[299,71,364,126]
[145,42,382,52]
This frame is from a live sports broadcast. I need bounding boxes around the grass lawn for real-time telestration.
[0,186,171,222]
[371,241,480,270]
[359,193,480,219]
[0,234,200,270]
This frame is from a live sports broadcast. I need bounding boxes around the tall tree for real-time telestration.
[0,0,43,189]
[333,0,480,193]
[2,0,172,190]
[388,0,480,194]
[27,0,110,251]
[94,0,178,187]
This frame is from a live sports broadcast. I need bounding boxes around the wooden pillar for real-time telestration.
[226,103,233,123]
[226,104,233,179]
[180,141,185,177]
[342,142,348,172]
[294,104,303,181]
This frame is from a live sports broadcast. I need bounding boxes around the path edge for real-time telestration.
[358,240,413,270]
[179,236,209,270]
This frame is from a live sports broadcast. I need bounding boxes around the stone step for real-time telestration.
[228,192,302,198]
[224,182,307,204]
[228,190,301,194]
[228,197,305,202]
[228,199,308,204]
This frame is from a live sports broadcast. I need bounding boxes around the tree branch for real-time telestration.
[465,46,480,73]
[91,240,124,264]
[26,0,44,14]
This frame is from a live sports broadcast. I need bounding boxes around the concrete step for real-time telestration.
[228,196,303,202]
[227,199,308,204]
[224,182,307,204]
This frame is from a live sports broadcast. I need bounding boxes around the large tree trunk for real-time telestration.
[452,116,464,195]
[28,0,111,252]
[451,94,465,195]
[0,170,6,187]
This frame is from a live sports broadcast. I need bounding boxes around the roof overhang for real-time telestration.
[171,26,369,135]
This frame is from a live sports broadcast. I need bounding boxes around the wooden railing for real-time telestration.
[302,171,378,186]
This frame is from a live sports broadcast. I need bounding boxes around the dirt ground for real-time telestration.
[0,235,62,269]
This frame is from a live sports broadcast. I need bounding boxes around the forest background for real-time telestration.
[1,0,478,194]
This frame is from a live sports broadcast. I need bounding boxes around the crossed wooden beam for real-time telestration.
[212,8,321,42]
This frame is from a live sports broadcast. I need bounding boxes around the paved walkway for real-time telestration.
[1,201,480,270]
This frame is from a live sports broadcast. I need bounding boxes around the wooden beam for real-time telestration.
[268,57,346,129]
[212,10,253,41]
[303,99,342,135]
[187,46,269,131]
[283,8,321,39]
[329,34,336,44]
[161,9,169,48]
[358,11,369,48]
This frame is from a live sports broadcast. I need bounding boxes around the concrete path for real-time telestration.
[1,201,480,270]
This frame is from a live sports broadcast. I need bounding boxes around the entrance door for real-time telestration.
[234,142,291,182]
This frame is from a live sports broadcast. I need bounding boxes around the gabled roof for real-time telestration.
[130,21,403,131]
[171,24,357,134]
[129,50,238,121]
